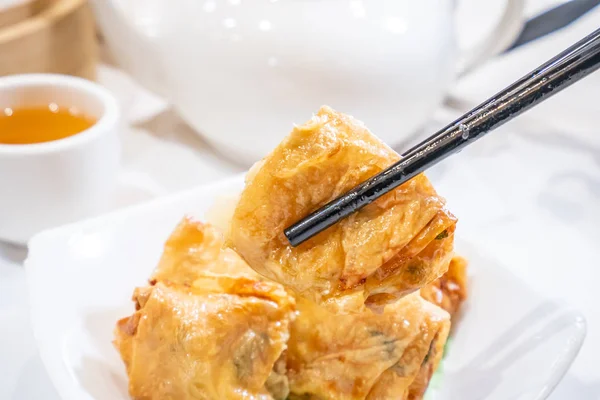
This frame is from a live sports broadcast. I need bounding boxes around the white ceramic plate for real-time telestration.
[25,175,586,400]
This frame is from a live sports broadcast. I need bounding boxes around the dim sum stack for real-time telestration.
[115,107,467,400]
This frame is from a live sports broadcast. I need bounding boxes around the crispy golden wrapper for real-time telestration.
[287,294,450,400]
[116,215,456,399]
[150,216,260,285]
[420,256,468,318]
[231,106,456,311]
[114,219,295,400]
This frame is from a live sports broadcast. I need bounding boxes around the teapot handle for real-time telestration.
[455,0,526,75]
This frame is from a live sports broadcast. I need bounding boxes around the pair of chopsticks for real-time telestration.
[285,27,600,247]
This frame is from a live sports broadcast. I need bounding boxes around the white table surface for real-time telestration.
[2,5,600,399]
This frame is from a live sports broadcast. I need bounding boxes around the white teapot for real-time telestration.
[92,0,524,165]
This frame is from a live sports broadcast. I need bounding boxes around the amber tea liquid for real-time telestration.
[0,105,96,145]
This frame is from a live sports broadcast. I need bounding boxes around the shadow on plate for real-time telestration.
[12,354,60,400]
[551,374,600,400]
[75,308,130,399]
[77,356,129,400]
[0,241,27,264]
[443,301,586,400]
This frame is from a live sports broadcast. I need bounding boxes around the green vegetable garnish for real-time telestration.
[424,337,453,400]
[435,230,449,240]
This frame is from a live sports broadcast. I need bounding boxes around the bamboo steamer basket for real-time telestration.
[0,0,48,28]
[0,0,97,80]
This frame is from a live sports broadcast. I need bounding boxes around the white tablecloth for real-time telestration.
[2,4,600,399]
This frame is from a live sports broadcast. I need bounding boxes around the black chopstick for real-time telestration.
[285,27,600,247]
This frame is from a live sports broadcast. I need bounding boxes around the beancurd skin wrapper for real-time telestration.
[287,294,450,400]
[115,218,295,400]
[115,281,294,400]
[421,256,468,318]
[365,226,456,312]
[230,106,456,311]
[150,216,261,285]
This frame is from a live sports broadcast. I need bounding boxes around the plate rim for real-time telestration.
[24,174,587,400]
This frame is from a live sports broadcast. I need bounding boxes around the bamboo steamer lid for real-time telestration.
[0,0,98,80]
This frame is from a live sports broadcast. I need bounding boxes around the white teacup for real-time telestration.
[0,74,120,244]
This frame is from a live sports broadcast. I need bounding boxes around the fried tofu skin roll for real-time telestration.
[231,106,456,312]
[286,294,450,400]
[115,219,295,400]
